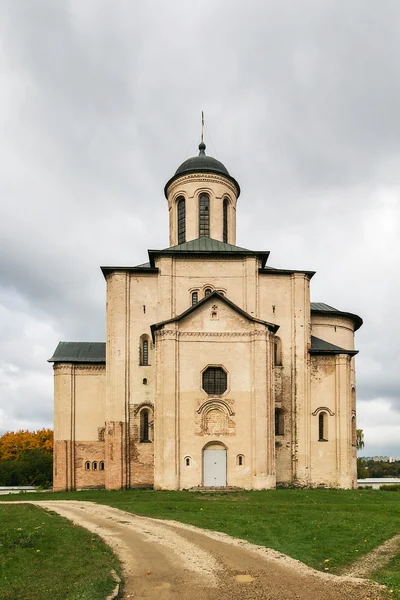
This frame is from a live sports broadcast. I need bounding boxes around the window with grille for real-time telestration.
[141,338,149,366]
[202,367,227,395]
[192,291,198,305]
[223,198,228,243]
[177,197,186,244]
[199,194,210,237]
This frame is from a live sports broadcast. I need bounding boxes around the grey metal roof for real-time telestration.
[133,261,151,268]
[48,342,106,363]
[167,237,250,253]
[148,237,270,268]
[164,143,240,198]
[311,302,339,312]
[310,336,358,356]
[311,303,363,331]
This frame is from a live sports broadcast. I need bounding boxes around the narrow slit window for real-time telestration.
[85,461,90,471]
[319,412,327,441]
[199,194,210,237]
[177,197,186,244]
[140,409,150,443]
[92,461,98,471]
[237,454,244,466]
[192,291,198,306]
[99,461,105,471]
[185,457,191,466]
[275,408,284,435]
[223,198,228,243]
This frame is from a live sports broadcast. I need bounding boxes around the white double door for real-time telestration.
[203,448,227,487]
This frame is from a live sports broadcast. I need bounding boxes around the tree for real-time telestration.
[0,429,53,487]
[356,429,364,451]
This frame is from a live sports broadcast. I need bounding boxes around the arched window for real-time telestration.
[92,461,98,471]
[319,412,328,441]
[99,461,105,471]
[237,454,244,466]
[202,366,227,395]
[275,408,284,436]
[199,194,210,237]
[177,197,186,244]
[192,291,199,305]
[140,336,149,366]
[204,288,212,297]
[184,456,191,466]
[143,378,147,385]
[223,198,229,243]
[85,461,90,471]
[140,409,150,443]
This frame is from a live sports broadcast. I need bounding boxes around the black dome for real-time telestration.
[164,143,240,198]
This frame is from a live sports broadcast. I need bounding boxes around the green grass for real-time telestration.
[0,504,121,600]
[372,554,400,600]
[2,488,399,596]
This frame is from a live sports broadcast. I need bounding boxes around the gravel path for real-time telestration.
[12,500,389,599]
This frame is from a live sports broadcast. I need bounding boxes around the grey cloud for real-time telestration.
[0,0,399,452]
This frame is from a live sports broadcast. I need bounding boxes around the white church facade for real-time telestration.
[50,141,362,491]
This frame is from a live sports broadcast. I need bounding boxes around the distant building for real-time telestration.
[49,141,362,491]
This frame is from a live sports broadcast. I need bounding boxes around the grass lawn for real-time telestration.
[0,504,121,600]
[2,488,399,597]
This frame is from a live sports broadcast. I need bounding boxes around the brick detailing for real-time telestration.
[75,442,105,490]
[105,421,128,490]
[195,398,235,437]
[129,405,154,487]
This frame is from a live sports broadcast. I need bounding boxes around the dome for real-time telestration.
[164,143,240,198]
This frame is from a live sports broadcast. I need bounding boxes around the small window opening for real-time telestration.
[140,409,150,443]
[352,416,356,447]
[143,378,147,385]
[85,461,90,470]
[204,288,212,297]
[275,408,284,436]
[99,461,105,471]
[143,305,146,313]
[92,461,98,471]
[237,454,244,466]
[184,456,191,466]
[192,291,199,306]
[319,412,328,441]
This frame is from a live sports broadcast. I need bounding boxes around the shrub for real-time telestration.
[380,484,400,492]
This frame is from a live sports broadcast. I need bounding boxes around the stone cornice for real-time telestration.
[167,172,238,197]
[54,364,105,375]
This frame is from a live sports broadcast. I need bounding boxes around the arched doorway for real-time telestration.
[203,442,227,487]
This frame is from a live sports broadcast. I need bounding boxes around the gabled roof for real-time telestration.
[311,302,363,331]
[48,342,106,363]
[151,291,279,341]
[148,237,270,268]
[309,336,358,356]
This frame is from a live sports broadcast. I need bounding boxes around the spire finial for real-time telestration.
[199,111,206,154]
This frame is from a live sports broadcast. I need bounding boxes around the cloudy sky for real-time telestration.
[1,0,399,457]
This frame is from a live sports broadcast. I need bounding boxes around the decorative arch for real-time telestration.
[197,398,234,416]
[312,406,335,417]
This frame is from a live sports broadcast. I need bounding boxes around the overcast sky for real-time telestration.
[1,0,399,458]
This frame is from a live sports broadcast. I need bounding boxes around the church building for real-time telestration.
[49,141,362,491]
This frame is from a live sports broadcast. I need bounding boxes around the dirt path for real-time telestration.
[12,500,389,599]
[343,533,400,579]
